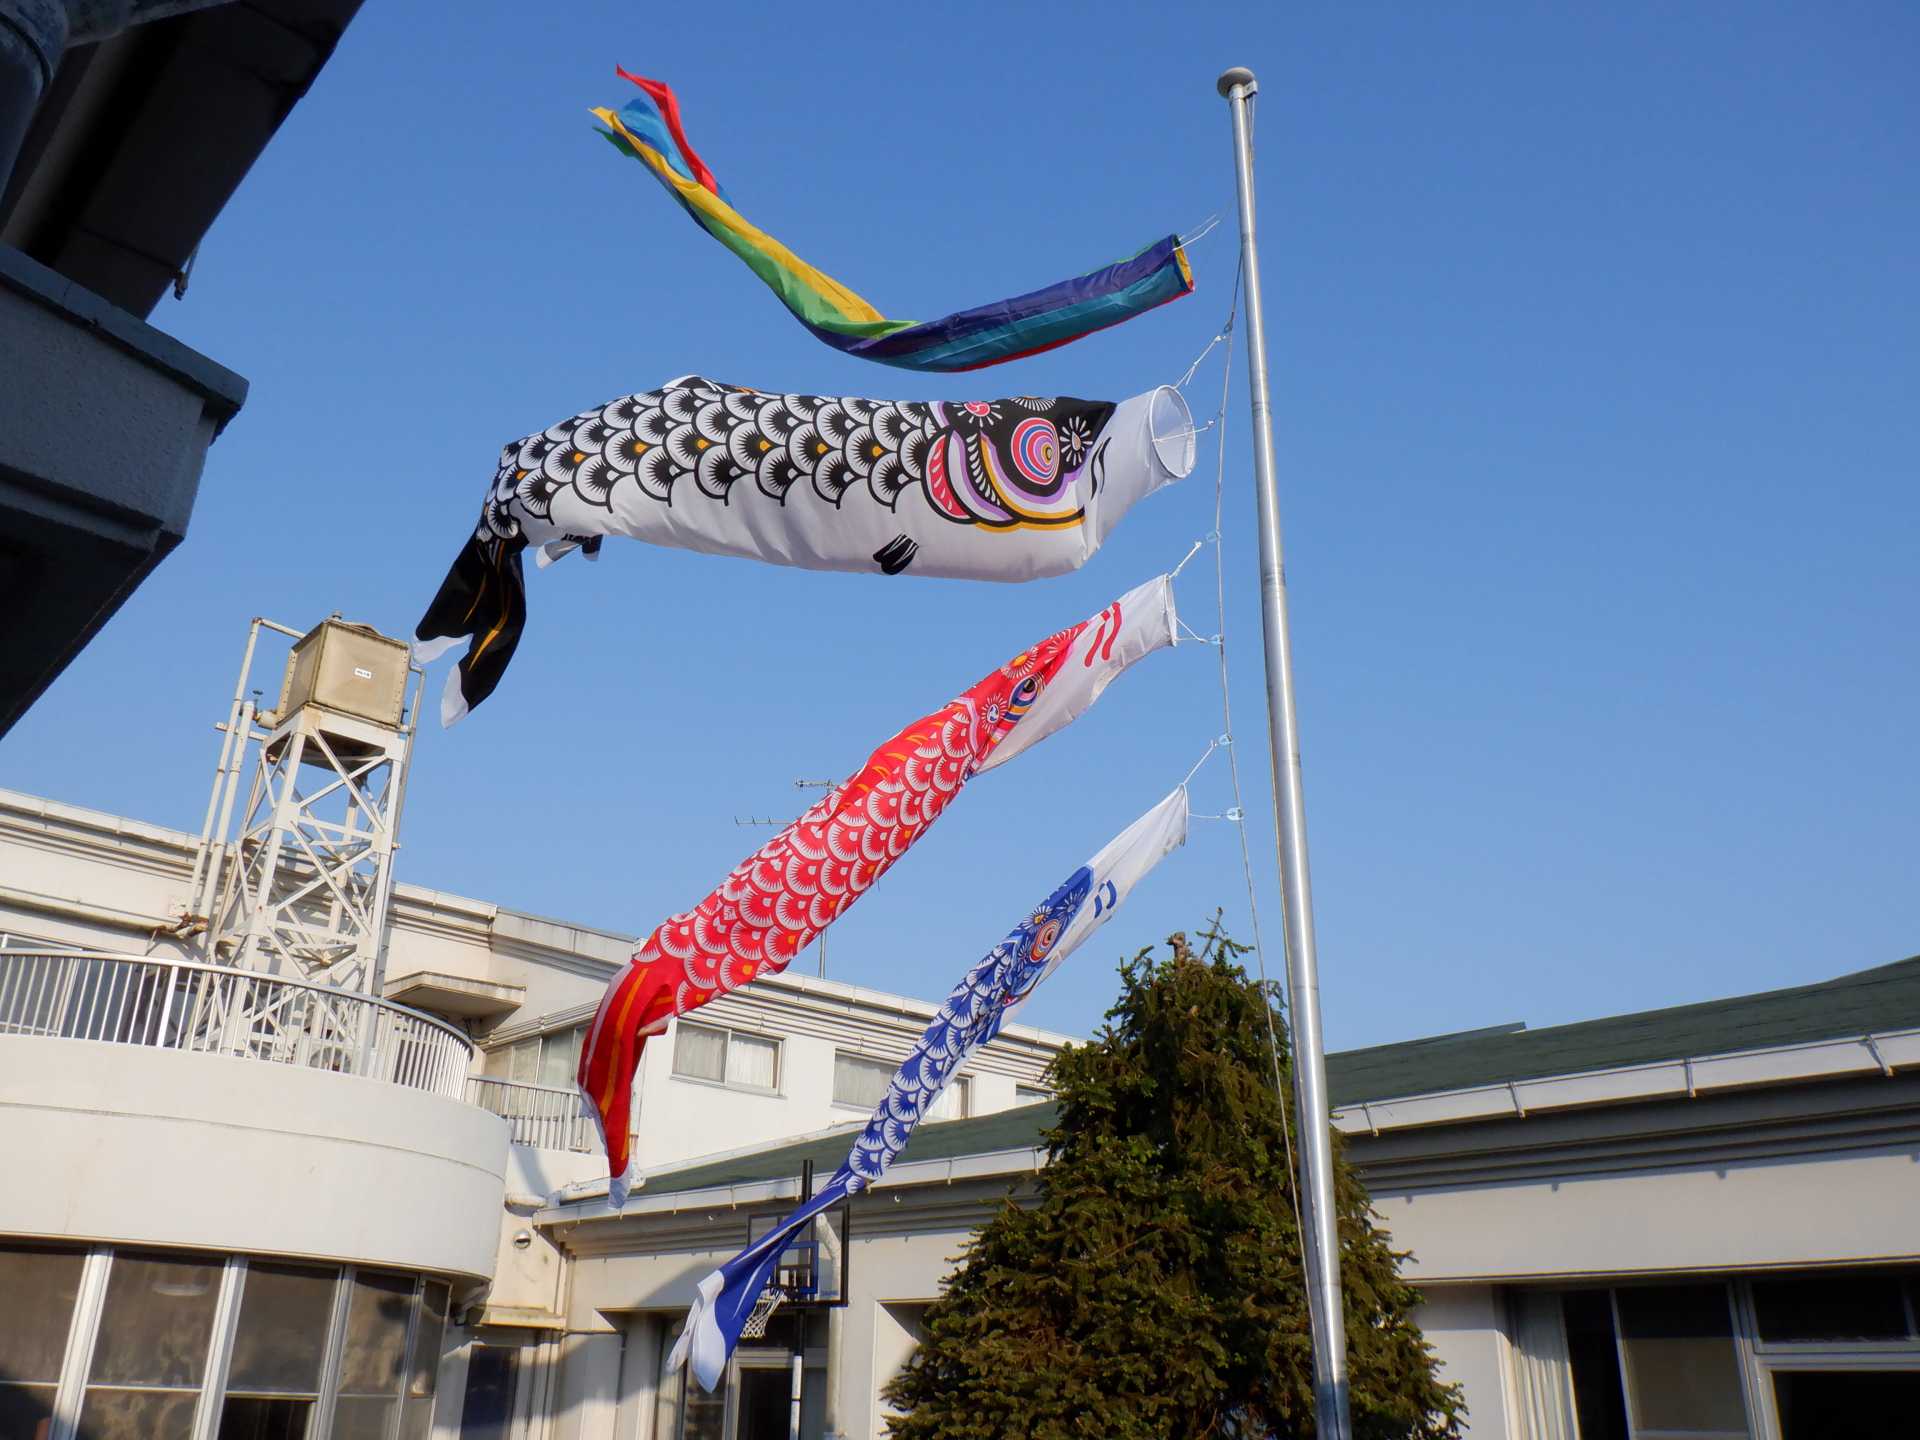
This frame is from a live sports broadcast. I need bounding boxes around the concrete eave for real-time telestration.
[385,969,524,1019]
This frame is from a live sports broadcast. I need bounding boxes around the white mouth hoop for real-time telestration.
[1148,385,1199,479]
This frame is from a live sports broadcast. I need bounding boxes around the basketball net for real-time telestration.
[739,1286,786,1340]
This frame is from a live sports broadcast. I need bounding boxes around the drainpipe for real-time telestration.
[818,1212,845,1439]
[0,0,237,193]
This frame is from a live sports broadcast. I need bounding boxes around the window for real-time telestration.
[0,1245,448,1440]
[833,1053,894,1109]
[653,1318,823,1440]
[482,1023,586,1089]
[654,1323,724,1440]
[928,1077,969,1120]
[1774,1372,1920,1438]
[729,1033,779,1090]
[458,1344,516,1440]
[1561,1289,1628,1440]
[221,1260,335,1434]
[0,1244,84,1437]
[1615,1284,1749,1439]
[673,1022,780,1092]
[1752,1272,1913,1344]
[834,1053,967,1118]
[332,1270,415,1439]
[1014,1084,1051,1106]
[81,1249,223,1439]
[1509,1284,1749,1440]
[537,1026,583,1089]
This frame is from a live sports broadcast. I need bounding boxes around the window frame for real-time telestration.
[482,1021,588,1091]
[1741,1271,1920,1358]
[831,1051,968,1118]
[1509,1271,1920,1440]
[0,1242,451,1440]
[671,1020,783,1096]
[830,1051,898,1112]
[655,1313,825,1440]
[1607,1282,1751,1440]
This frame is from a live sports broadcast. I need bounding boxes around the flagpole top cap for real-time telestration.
[1216,67,1258,98]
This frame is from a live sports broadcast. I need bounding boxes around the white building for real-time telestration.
[521,951,1920,1440]
[0,785,1065,1440]
[4,781,1917,1439]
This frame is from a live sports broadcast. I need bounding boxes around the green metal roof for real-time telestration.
[638,1103,1061,1198]
[1325,954,1920,1105]
[632,954,1920,1199]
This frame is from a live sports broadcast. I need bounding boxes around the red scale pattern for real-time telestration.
[578,617,1090,1184]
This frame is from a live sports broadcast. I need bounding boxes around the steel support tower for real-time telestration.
[183,616,422,996]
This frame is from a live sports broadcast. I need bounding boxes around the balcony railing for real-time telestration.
[0,949,472,1099]
[465,1075,599,1153]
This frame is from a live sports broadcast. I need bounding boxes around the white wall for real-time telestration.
[627,982,1066,1177]
[552,1332,624,1440]
[482,1146,610,1324]
[1373,1146,1920,1283]
[0,1035,507,1277]
[869,1303,926,1439]
[1413,1286,1514,1439]
[835,1226,975,1440]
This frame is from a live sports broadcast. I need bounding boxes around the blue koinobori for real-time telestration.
[666,788,1191,1390]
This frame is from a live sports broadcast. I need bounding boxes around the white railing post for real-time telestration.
[0,950,472,1098]
[153,959,177,1046]
[463,1074,599,1153]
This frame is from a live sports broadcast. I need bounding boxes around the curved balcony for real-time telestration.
[0,947,506,1279]
[0,947,471,1097]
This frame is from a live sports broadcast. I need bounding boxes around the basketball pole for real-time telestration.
[1217,65,1353,1438]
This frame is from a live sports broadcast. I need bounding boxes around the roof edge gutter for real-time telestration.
[1334,1026,1920,1137]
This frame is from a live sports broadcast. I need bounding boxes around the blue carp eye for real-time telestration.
[1032,918,1063,959]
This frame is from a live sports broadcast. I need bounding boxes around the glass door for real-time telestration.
[730,1362,791,1440]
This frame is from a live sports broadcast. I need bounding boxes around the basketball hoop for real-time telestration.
[739,1285,786,1340]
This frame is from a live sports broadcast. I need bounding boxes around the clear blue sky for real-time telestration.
[7,2,1915,1050]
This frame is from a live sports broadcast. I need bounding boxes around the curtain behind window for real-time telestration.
[833,1054,893,1109]
[674,1023,727,1083]
[1509,1290,1579,1440]
[927,1077,968,1120]
[727,1034,778,1090]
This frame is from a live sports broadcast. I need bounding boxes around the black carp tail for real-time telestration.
[415,535,528,725]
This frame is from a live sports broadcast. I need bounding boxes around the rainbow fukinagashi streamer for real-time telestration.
[594,70,1195,373]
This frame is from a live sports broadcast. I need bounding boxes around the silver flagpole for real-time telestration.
[1217,66,1353,1437]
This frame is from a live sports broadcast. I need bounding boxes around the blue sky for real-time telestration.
[6,2,1915,1049]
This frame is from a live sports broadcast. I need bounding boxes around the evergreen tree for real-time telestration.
[882,919,1464,1439]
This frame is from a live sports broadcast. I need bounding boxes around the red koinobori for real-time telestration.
[578,575,1178,1202]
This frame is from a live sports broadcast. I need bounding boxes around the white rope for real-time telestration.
[1174,330,1232,393]
[1180,737,1224,789]
[1179,212,1225,249]
[1198,254,1306,1241]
